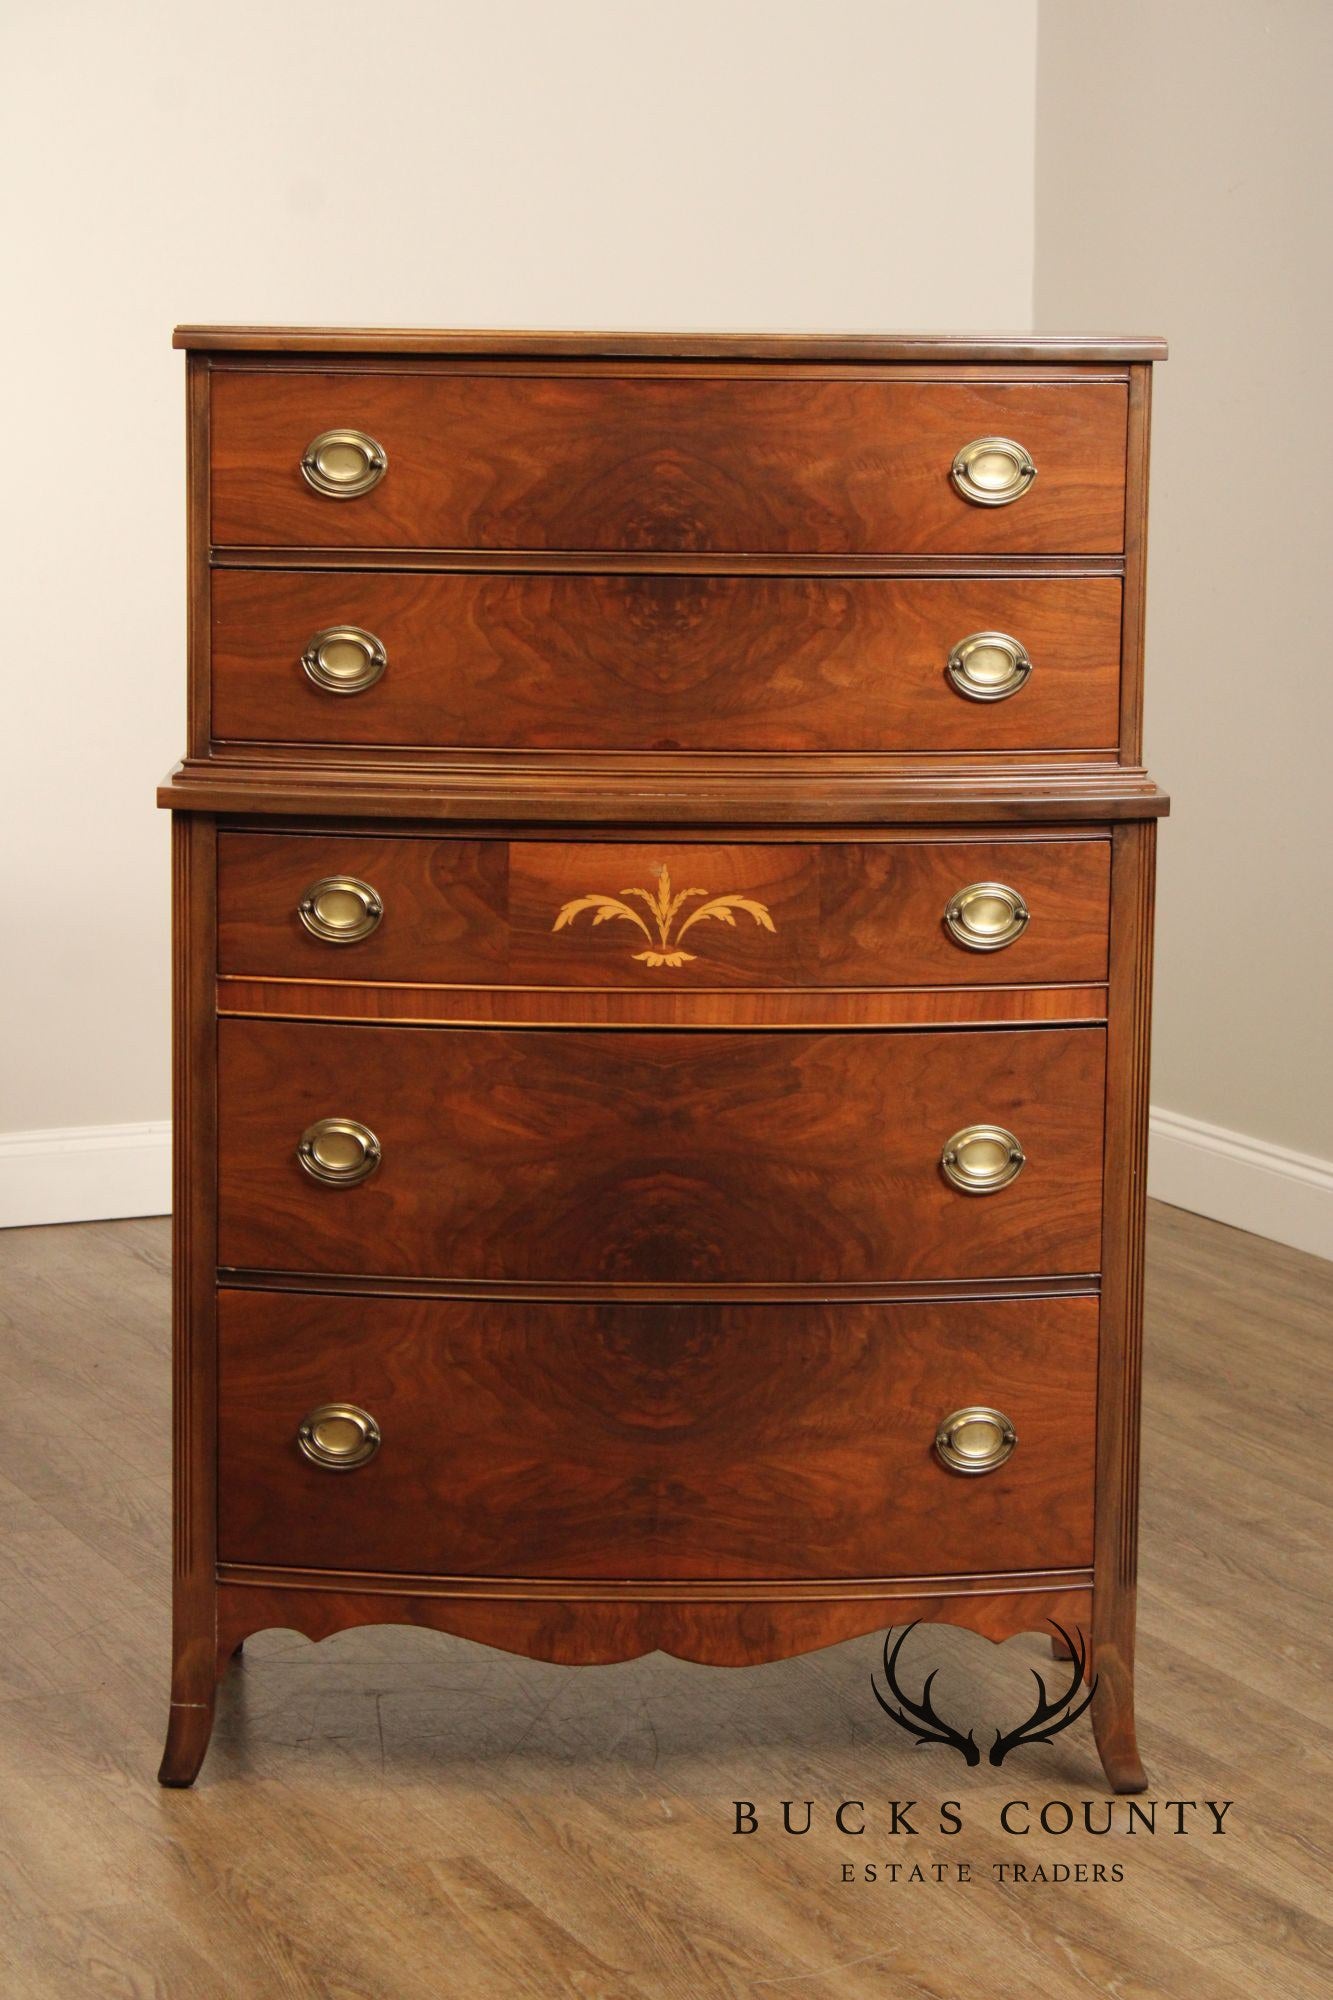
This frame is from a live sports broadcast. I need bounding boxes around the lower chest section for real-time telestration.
[160,337,1163,1792]
[210,822,1114,1586]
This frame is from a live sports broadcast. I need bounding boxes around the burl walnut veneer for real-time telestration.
[159,327,1167,1789]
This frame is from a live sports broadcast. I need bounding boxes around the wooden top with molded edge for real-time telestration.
[173,326,1168,363]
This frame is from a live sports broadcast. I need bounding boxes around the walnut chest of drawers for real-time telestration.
[158,327,1167,1789]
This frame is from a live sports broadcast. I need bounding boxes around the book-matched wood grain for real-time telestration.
[161,328,1164,1792]
[217,1291,1097,1579]
[211,570,1123,753]
[210,372,1129,554]
[217,830,1111,988]
[216,1020,1106,1284]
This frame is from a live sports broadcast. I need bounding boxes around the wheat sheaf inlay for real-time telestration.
[552,864,776,968]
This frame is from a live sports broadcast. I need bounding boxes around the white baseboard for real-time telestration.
[1148,1107,1332,1263]
[0,1109,1328,1261]
[0,1120,171,1228]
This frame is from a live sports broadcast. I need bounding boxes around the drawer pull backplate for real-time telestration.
[298,876,384,945]
[297,1403,381,1471]
[935,1406,1017,1475]
[950,435,1037,507]
[940,1124,1025,1193]
[943,882,1030,952]
[301,624,388,695]
[300,428,388,499]
[297,1117,382,1187]
[946,631,1032,702]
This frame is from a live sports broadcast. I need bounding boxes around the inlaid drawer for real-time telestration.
[210,371,1128,553]
[217,1290,1098,1579]
[216,1020,1105,1282]
[218,832,1110,989]
[211,572,1123,753]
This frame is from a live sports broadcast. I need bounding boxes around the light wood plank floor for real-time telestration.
[0,1204,1328,1998]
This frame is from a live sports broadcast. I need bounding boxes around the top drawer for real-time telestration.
[210,371,1129,554]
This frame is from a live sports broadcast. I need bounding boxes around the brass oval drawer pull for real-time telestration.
[943,882,1030,952]
[940,1124,1025,1193]
[946,630,1032,702]
[300,428,388,499]
[297,1117,382,1186]
[301,624,387,695]
[934,1406,1017,1475]
[297,1402,381,1472]
[950,435,1037,506]
[298,876,384,945]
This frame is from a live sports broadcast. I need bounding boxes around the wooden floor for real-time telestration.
[0,1203,1328,1998]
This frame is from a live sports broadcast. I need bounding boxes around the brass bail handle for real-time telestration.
[296,1117,382,1186]
[946,631,1032,702]
[940,1125,1025,1193]
[300,428,388,499]
[943,882,1030,952]
[297,1403,381,1471]
[298,876,384,945]
[950,435,1037,506]
[934,1406,1017,1475]
[301,625,387,695]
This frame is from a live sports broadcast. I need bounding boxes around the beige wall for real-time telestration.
[1035,0,1333,1158]
[1,0,1038,1140]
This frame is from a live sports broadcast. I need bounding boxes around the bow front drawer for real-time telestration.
[216,1019,1105,1283]
[217,830,1111,990]
[210,371,1129,554]
[217,1290,1097,1580]
[211,571,1123,754]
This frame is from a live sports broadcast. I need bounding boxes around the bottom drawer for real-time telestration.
[218,1290,1097,1579]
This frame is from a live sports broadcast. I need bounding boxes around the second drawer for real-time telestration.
[217,1020,1106,1282]
[211,571,1123,754]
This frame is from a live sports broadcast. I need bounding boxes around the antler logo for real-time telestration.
[871,1622,1098,1766]
[552,864,776,969]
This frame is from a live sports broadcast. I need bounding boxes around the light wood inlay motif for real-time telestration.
[553,863,775,968]
[217,831,1112,990]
